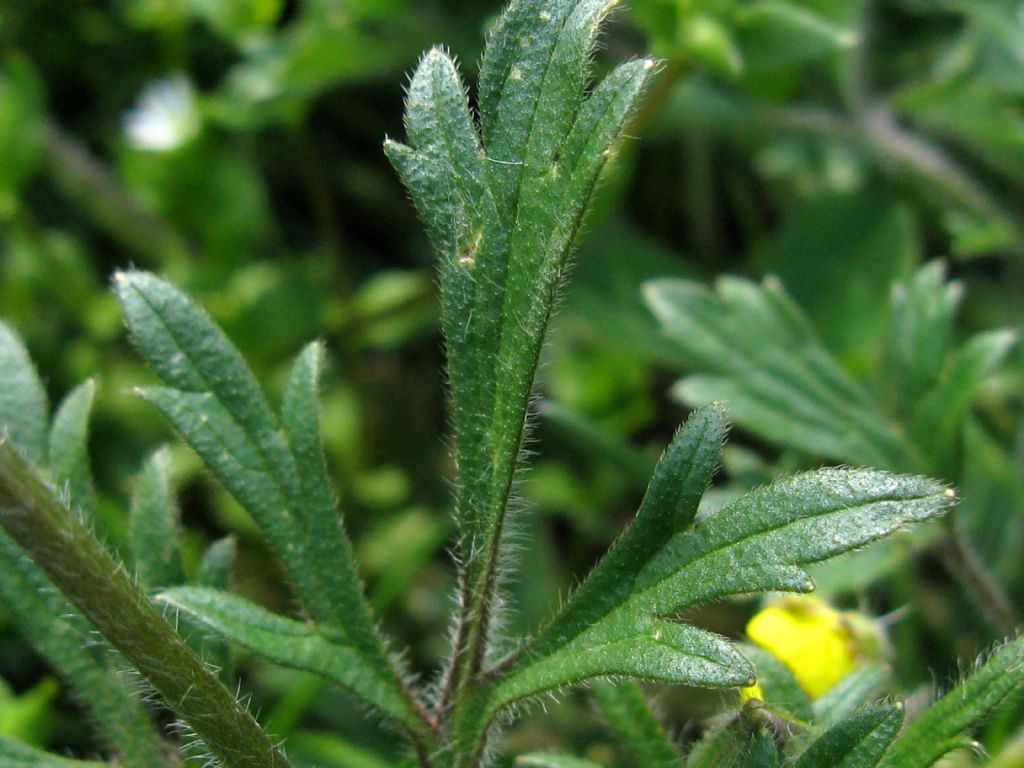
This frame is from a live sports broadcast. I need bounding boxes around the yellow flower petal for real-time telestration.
[746,596,875,698]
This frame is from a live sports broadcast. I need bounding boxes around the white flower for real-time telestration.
[123,75,200,152]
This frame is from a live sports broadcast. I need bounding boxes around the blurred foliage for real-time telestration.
[0,0,1022,764]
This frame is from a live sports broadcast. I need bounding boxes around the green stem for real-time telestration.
[41,121,192,265]
[0,440,292,768]
[939,519,1018,637]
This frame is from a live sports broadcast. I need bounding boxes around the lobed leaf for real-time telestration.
[591,680,684,768]
[528,406,726,662]
[48,379,98,520]
[115,272,414,728]
[793,704,904,768]
[477,467,950,729]
[129,447,185,589]
[158,586,416,726]
[388,2,655,606]
[909,329,1017,473]
[882,636,1024,768]
[0,321,48,468]
[646,277,915,470]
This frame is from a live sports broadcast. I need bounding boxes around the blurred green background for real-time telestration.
[1,0,1022,764]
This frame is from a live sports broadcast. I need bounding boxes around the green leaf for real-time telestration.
[0,532,168,766]
[197,535,236,589]
[646,277,915,470]
[887,262,961,414]
[687,708,779,768]
[910,329,1017,472]
[814,665,888,727]
[48,379,98,521]
[794,704,904,768]
[0,737,108,768]
[280,342,385,662]
[515,755,604,768]
[193,536,237,679]
[485,467,950,722]
[115,272,414,728]
[387,1,655,607]
[882,636,1024,768]
[524,405,727,664]
[158,586,415,727]
[129,447,185,589]
[591,680,684,768]
[0,321,48,467]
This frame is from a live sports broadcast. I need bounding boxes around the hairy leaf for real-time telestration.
[882,637,1024,768]
[0,321,48,468]
[115,272,414,729]
[591,680,683,768]
[280,342,384,660]
[646,277,914,470]
[158,587,417,726]
[794,704,904,768]
[48,379,98,520]
[386,0,655,611]
[129,447,185,589]
[472,467,950,739]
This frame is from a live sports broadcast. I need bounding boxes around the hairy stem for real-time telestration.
[0,440,292,768]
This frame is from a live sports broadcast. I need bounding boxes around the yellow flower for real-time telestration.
[741,596,884,700]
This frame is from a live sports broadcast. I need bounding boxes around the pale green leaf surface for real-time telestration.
[591,680,683,768]
[735,1,856,73]
[882,637,1024,768]
[129,447,185,589]
[794,704,904,768]
[48,379,97,520]
[887,262,961,412]
[910,329,1017,471]
[158,587,414,725]
[0,321,48,468]
[646,277,915,470]
[0,737,108,768]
